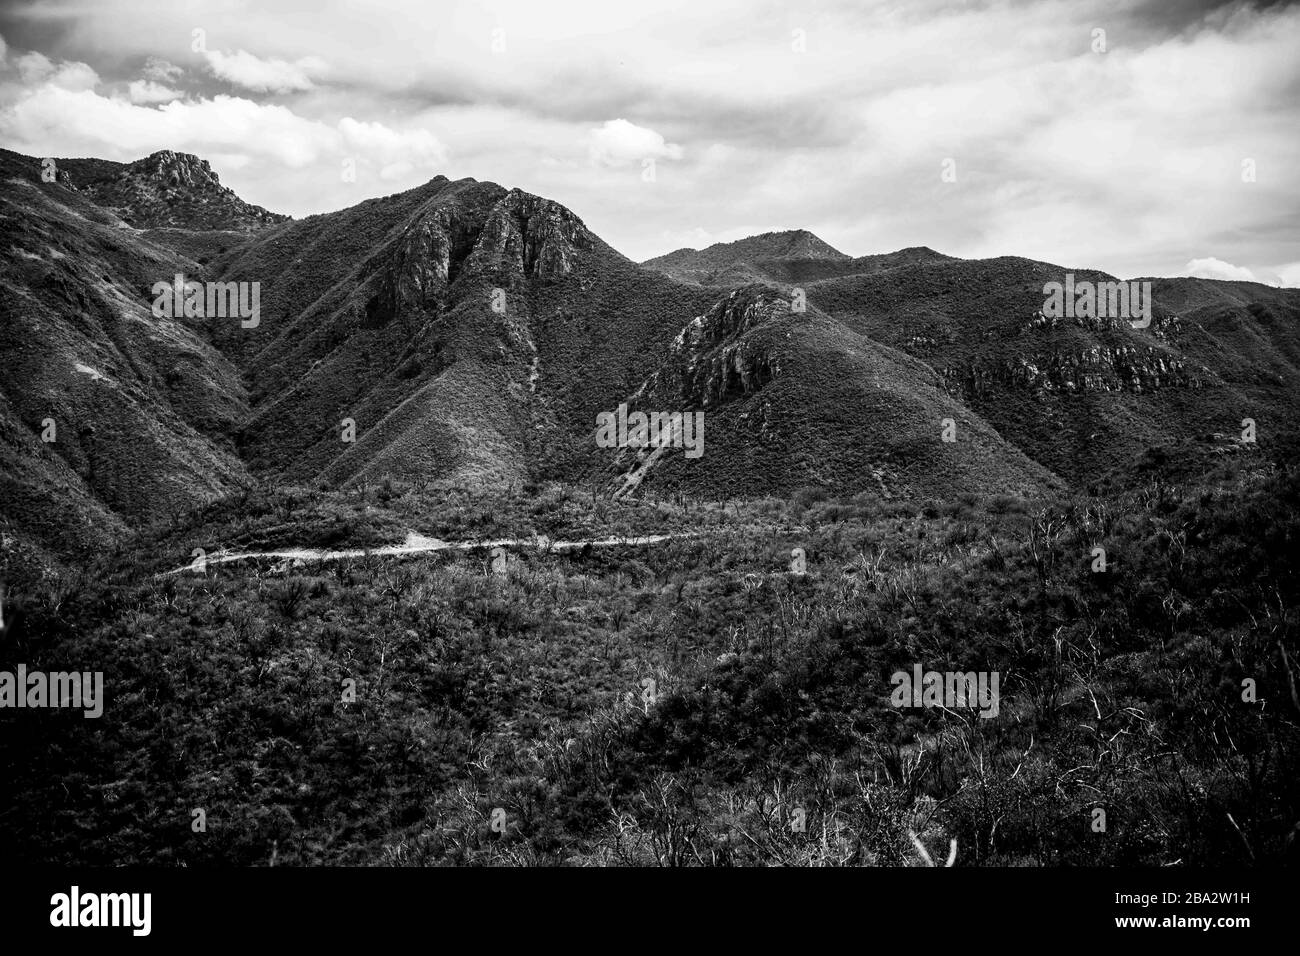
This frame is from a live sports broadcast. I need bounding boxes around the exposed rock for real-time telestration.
[369,198,486,322]
[646,288,783,408]
[68,150,289,232]
[942,344,1215,397]
[469,188,595,282]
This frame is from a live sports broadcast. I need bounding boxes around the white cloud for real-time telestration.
[16,51,99,91]
[127,80,181,104]
[1,2,1296,269]
[1272,262,1300,288]
[586,118,682,167]
[0,39,446,216]
[1182,257,1259,282]
[0,83,445,186]
[203,49,326,94]
[339,117,445,166]
[141,57,182,83]
[15,50,53,83]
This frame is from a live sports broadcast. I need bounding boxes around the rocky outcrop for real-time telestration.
[468,188,595,282]
[367,193,486,323]
[71,150,289,232]
[635,288,784,408]
[1019,308,1184,339]
[941,344,1216,397]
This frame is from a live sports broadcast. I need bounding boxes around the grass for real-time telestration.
[2,462,1295,866]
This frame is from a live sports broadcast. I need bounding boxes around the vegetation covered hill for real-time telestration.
[804,256,1300,485]
[2,147,1297,867]
[53,149,289,233]
[595,284,1060,500]
[641,229,851,285]
[1,460,1295,866]
[0,149,251,564]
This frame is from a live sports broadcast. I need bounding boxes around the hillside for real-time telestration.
[3,147,1298,558]
[0,149,252,561]
[642,233,955,286]
[1,146,1297,874]
[204,177,722,489]
[595,285,1060,500]
[52,149,288,233]
[3,465,1296,866]
[800,256,1300,484]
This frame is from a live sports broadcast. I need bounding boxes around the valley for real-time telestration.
[1,147,1297,867]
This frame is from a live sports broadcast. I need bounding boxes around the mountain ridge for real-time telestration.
[3,146,1298,562]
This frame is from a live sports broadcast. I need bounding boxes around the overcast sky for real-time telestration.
[1,0,1296,283]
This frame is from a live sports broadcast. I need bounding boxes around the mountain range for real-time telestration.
[2,147,1297,562]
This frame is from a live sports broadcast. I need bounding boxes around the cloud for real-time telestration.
[0,38,446,216]
[203,49,326,94]
[586,119,683,167]
[15,50,52,83]
[0,1,1296,269]
[127,80,181,104]
[1,82,446,187]
[15,50,98,90]
[141,57,182,83]
[1182,257,1259,282]
[339,117,444,162]
[1275,262,1300,288]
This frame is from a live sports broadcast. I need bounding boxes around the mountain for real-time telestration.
[645,227,1299,486]
[642,229,849,285]
[801,256,1300,485]
[0,148,252,561]
[597,284,1059,500]
[51,149,288,233]
[3,146,1297,563]
[207,194,1056,500]
[203,176,720,489]
[42,149,289,263]
[642,232,955,286]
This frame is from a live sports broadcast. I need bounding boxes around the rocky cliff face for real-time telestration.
[69,150,289,232]
[941,343,1215,397]
[468,188,596,282]
[640,288,783,408]
[367,184,597,329]
[367,185,492,323]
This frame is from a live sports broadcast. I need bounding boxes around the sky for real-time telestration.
[0,0,1296,283]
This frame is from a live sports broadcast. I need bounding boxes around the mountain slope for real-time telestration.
[52,149,289,233]
[642,229,848,285]
[4,144,1296,561]
[204,177,721,488]
[790,255,1298,484]
[594,285,1060,499]
[0,149,252,559]
[642,232,955,286]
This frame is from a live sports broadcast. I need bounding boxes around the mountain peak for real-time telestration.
[641,228,849,285]
[46,149,290,233]
[649,229,848,265]
[753,228,848,259]
[130,150,223,189]
[470,186,597,281]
